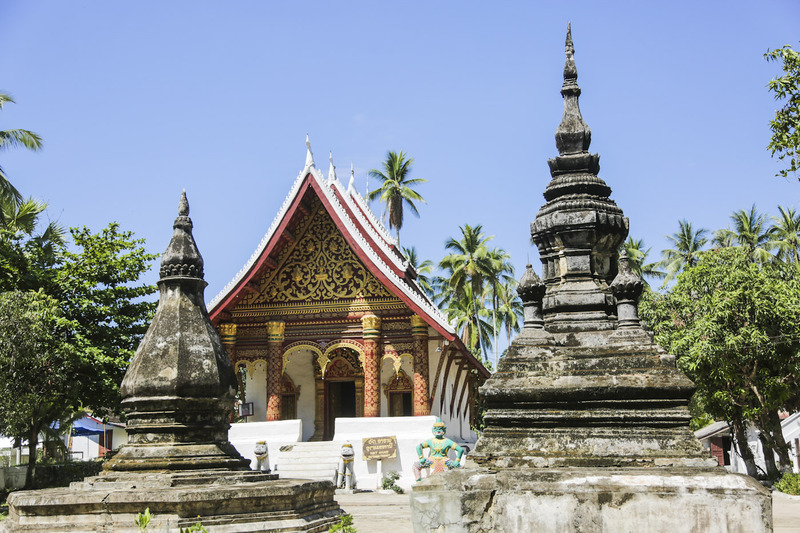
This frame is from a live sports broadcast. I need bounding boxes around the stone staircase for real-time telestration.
[274,441,341,483]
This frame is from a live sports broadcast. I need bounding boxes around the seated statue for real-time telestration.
[413,419,464,482]
[254,440,270,472]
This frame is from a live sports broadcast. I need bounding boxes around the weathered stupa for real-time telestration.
[410,26,772,532]
[4,192,342,532]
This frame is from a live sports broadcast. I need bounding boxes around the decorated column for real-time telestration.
[218,323,242,400]
[410,315,431,416]
[265,320,285,421]
[361,313,382,417]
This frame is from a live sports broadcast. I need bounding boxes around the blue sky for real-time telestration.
[1,2,798,333]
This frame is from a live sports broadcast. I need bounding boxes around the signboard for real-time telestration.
[362,436,397,460]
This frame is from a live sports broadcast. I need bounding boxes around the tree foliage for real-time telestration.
[368,150,426,245]
[642,246,800,476]
[0,290,81,487]
[765,44,800,178]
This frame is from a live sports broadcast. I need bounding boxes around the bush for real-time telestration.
[775,471,800,495]
[381,471,404,494]
[329,514,357,533]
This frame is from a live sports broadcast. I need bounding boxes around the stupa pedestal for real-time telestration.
[410,26,771,532]
[3,192,342,532]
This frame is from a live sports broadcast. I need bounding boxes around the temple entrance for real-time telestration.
[325,380,356,440]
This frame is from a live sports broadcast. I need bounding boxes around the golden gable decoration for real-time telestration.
[241,208,392,305]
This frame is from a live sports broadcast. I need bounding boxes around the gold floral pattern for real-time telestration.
[243,208,391,305]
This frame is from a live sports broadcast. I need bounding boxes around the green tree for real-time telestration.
[402,246,434,297]
[659,220,708,283]
[730,205,773,263]
[368,151,426,245]
[0,93,42,206]
[644,247,800,478]
[771,205,800,263]
[494,279,522,348]
[0,290,81,488]
[485,247,515,368]
[439,224,494,321]
[765,44,800,178]
[621,237,665,283]
[55,224,158,416]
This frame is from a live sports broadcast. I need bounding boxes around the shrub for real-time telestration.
[381,470,404,494]
[775,471,800,495]
[329,513,357,533]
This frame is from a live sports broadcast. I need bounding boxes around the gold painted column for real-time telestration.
[218,323,241,399]
[361,313,382,417]
[411,315,431,416]
[265,321,285,422]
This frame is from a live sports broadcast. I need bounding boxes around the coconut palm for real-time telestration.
[442,283,493,362]
[770,205,800,263]
[439,224,494,320]
[402,246,434,297]
[660,220,708,283]
[485,247,515,368]
[730,205,773,263]
[621,237,664,282]
[0,93,42,206]
[494,279,522,348]
[711,227,736,249]
[367,151,426,245]
[0,195,66,248]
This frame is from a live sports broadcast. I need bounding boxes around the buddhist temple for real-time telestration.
[208,137,489,445]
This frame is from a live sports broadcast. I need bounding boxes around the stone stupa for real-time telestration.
[5,192,342,532]
[410,26,772,532]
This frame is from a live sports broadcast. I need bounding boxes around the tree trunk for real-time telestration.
[763,410,793,473]
[25,425,39,489]
[758,432,781,481]
[731,417,758,478]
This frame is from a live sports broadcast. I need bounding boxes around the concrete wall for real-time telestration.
[229,419,302,471]
[332,415,470,490]
[284,350,317,441]
[245,361,268,421]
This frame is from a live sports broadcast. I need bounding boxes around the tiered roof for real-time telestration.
[208,137,489,378]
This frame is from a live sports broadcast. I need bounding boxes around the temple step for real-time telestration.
[275,441,342,482]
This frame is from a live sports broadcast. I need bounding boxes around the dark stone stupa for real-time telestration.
[410,25,772,533]
[4,192,342,532]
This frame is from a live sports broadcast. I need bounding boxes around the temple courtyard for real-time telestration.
[334,491,800,533]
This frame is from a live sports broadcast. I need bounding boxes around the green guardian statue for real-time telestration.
[413,419,464,482]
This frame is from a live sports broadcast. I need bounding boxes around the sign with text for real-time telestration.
[362,436,397,460]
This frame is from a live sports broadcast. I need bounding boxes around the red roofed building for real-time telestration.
[209,139,489,442]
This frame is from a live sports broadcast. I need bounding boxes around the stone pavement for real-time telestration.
[336,490,800,533]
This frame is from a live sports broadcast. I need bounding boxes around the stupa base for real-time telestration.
[410,466,772,533]
[4,469,343,532]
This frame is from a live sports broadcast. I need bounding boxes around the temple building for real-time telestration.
[208,138,489,443]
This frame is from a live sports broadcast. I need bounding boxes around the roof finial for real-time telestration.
[305,134,315,169]
[179,188,189,216]
[348,162,355,191]
[555,22,591,156]
[328,151,337,181]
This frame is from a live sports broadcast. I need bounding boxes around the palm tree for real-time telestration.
[439,224,494,321]
[711,227,736,249]
[660,220,708,283]
[771,205,800,263]
[0,93,42,205]
[442,283,493,362]
[367,151,426,245]
[730,204,773,263]
[0,195,66,248]
[402,246,434,297]
[494,279,522,348]
[485,247,515,368]
[621,237,665,282]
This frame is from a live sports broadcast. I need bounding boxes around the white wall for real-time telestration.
[229,420,302,471]
[284,350,317,441]
[245,361,268,421]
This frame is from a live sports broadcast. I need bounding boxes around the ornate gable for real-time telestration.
[237,198,393,309]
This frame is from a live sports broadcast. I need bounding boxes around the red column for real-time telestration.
[361,313,382,417]
[411,315,431,416]
[266,321,285,422]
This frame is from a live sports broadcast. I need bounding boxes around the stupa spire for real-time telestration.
[305,134,315,169]
[555,22,592,156]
